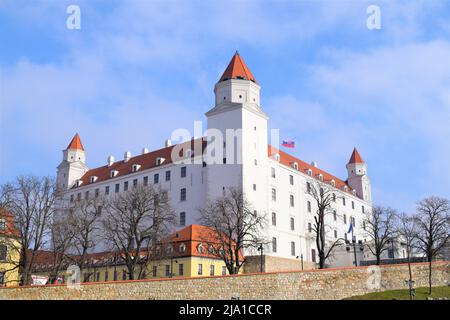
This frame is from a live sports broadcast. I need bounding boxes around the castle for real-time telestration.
[56,52,372,270]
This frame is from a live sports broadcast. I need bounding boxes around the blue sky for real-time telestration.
[0,0,449,213]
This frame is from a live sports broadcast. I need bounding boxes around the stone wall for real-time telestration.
[0,261,448,300]
[244,255,317,273]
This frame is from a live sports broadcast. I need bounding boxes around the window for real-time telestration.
[290,217,295,231]
[154,174,159,184]
[223,157,226,164]
[291,242,296,256]
[332,193,336,202]
[343,197,346,206]
[333,210,337,221]
[165,170,171,181]
[180,212,186,226]
[344,214,347,224]
[308,222,312,233]
[114,271,118,281]
[0,272,4,286]
[222,266,227,275]
[362,205,365,213]
[0,245,7,261]
[115,184,119,193]
[334,230,338,238]
[290,195,294,207]
[180,188,186,201]
[85,191,89,199]
[363,221,366,230]
[272,237,277,253]
[122,270,127,280]
[165,265,170,277]
[96,272,100,282]
[152,266,157,277]
[197,244,204,254]
[197,264,203,275]
[344,233,348,241]
[352,201,355,209]
[271,188,276,201]
[105,186,110,195]
[311,249,316,263]
[306,182,311,193]
[289,175,294,185]
[271,212,276,226]
[179,243,186,253]
[104,271,109,282]
[124,181,129,191]
[132,164,140,172]
[181,166,186,178]
[307,201,311,213]
[95,188,99,198]
[179,264,184,276]
[70,194,74,203]
[77,192,81,200]
[253,184,256,191]
[133,179,138,188]
[271,167,276,178]
[143,176,148,186]
[0,219,5,231]
[210,265,215,276]
[352,216,356,227]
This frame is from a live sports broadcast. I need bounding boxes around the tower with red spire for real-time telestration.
[56,133,89,191]
[346,148,371,202]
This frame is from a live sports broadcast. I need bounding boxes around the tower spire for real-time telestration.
[67,133,84,151]
[348,147,364,164]
[219,52,257,83]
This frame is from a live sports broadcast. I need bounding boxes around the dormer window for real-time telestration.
[292,162,298,170]
[343,186,348,192]
[156,157,165,166]
[318,174,323,181]
[179,243,186,253]
[197,244,204,254]
[330,179,335,187]
[75,179,83,187]
[90,176,98,183]
[110,170,119,178]
[274,153,280,161]
[307,169,312,176]
[132,164,141,172]
[185,149,192,158]
[352,189,357,196]
[166,245,173,255]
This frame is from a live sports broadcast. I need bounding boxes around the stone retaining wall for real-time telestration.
[0,261,448,300]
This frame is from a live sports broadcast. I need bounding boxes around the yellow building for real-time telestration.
[0,209,21,287]
[32,224,242,284]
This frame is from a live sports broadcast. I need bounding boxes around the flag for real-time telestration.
[282,140,295,148]
[347,223,353,234]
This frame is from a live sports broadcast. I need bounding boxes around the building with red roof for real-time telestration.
[55,52,372,271]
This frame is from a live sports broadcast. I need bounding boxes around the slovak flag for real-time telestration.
[282,140,295,148]
[347,223,353,234]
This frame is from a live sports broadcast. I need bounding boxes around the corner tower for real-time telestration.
[346,148,371,202]
[205,52,269,205]
[56,133,89,192]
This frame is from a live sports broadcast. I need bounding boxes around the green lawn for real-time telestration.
[345,286,450,300]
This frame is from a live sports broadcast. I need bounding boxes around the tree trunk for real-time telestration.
[428,258,432,295]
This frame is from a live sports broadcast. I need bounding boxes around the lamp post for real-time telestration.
[257,244,263,273]
[296,254,304,271]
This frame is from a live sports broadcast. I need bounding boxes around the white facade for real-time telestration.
[55,53,373,268]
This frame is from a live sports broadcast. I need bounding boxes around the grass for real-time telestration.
[345,286,450,300]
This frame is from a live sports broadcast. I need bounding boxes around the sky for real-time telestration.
[0,0,449,213]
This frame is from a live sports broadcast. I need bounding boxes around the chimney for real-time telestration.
[311,161,317,168]
[165,139,172,147]
[124,151,131,162]
[107,155,115,166]
[142,147,149,155]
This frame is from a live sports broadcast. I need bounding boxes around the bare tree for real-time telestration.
[308,181,344,269]
[103,184,175,280]
[68,196,104,279]
[414,196,449,294]
[3,176,56,285]
[362,205,397,265]
[397,212,418,300]
[48,218,75,281]
[199,187,267,274]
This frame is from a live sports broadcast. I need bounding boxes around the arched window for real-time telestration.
[179,243,186,253]
[197,244,204,254]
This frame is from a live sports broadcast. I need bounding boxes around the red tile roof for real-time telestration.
[268,145,357,197]
[75,138,206,188]
[0,208,20,237]
[219,52,257,83]
[348,148,364,164]
[67,133,84,151]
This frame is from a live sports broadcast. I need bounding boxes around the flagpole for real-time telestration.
[352,225,358,267]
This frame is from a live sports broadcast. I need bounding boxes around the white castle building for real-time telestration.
[56,52,372,270]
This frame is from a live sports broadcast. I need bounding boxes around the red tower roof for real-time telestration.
[348,148,364,164]
[219,51,257,83]
[67,133,84,151]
